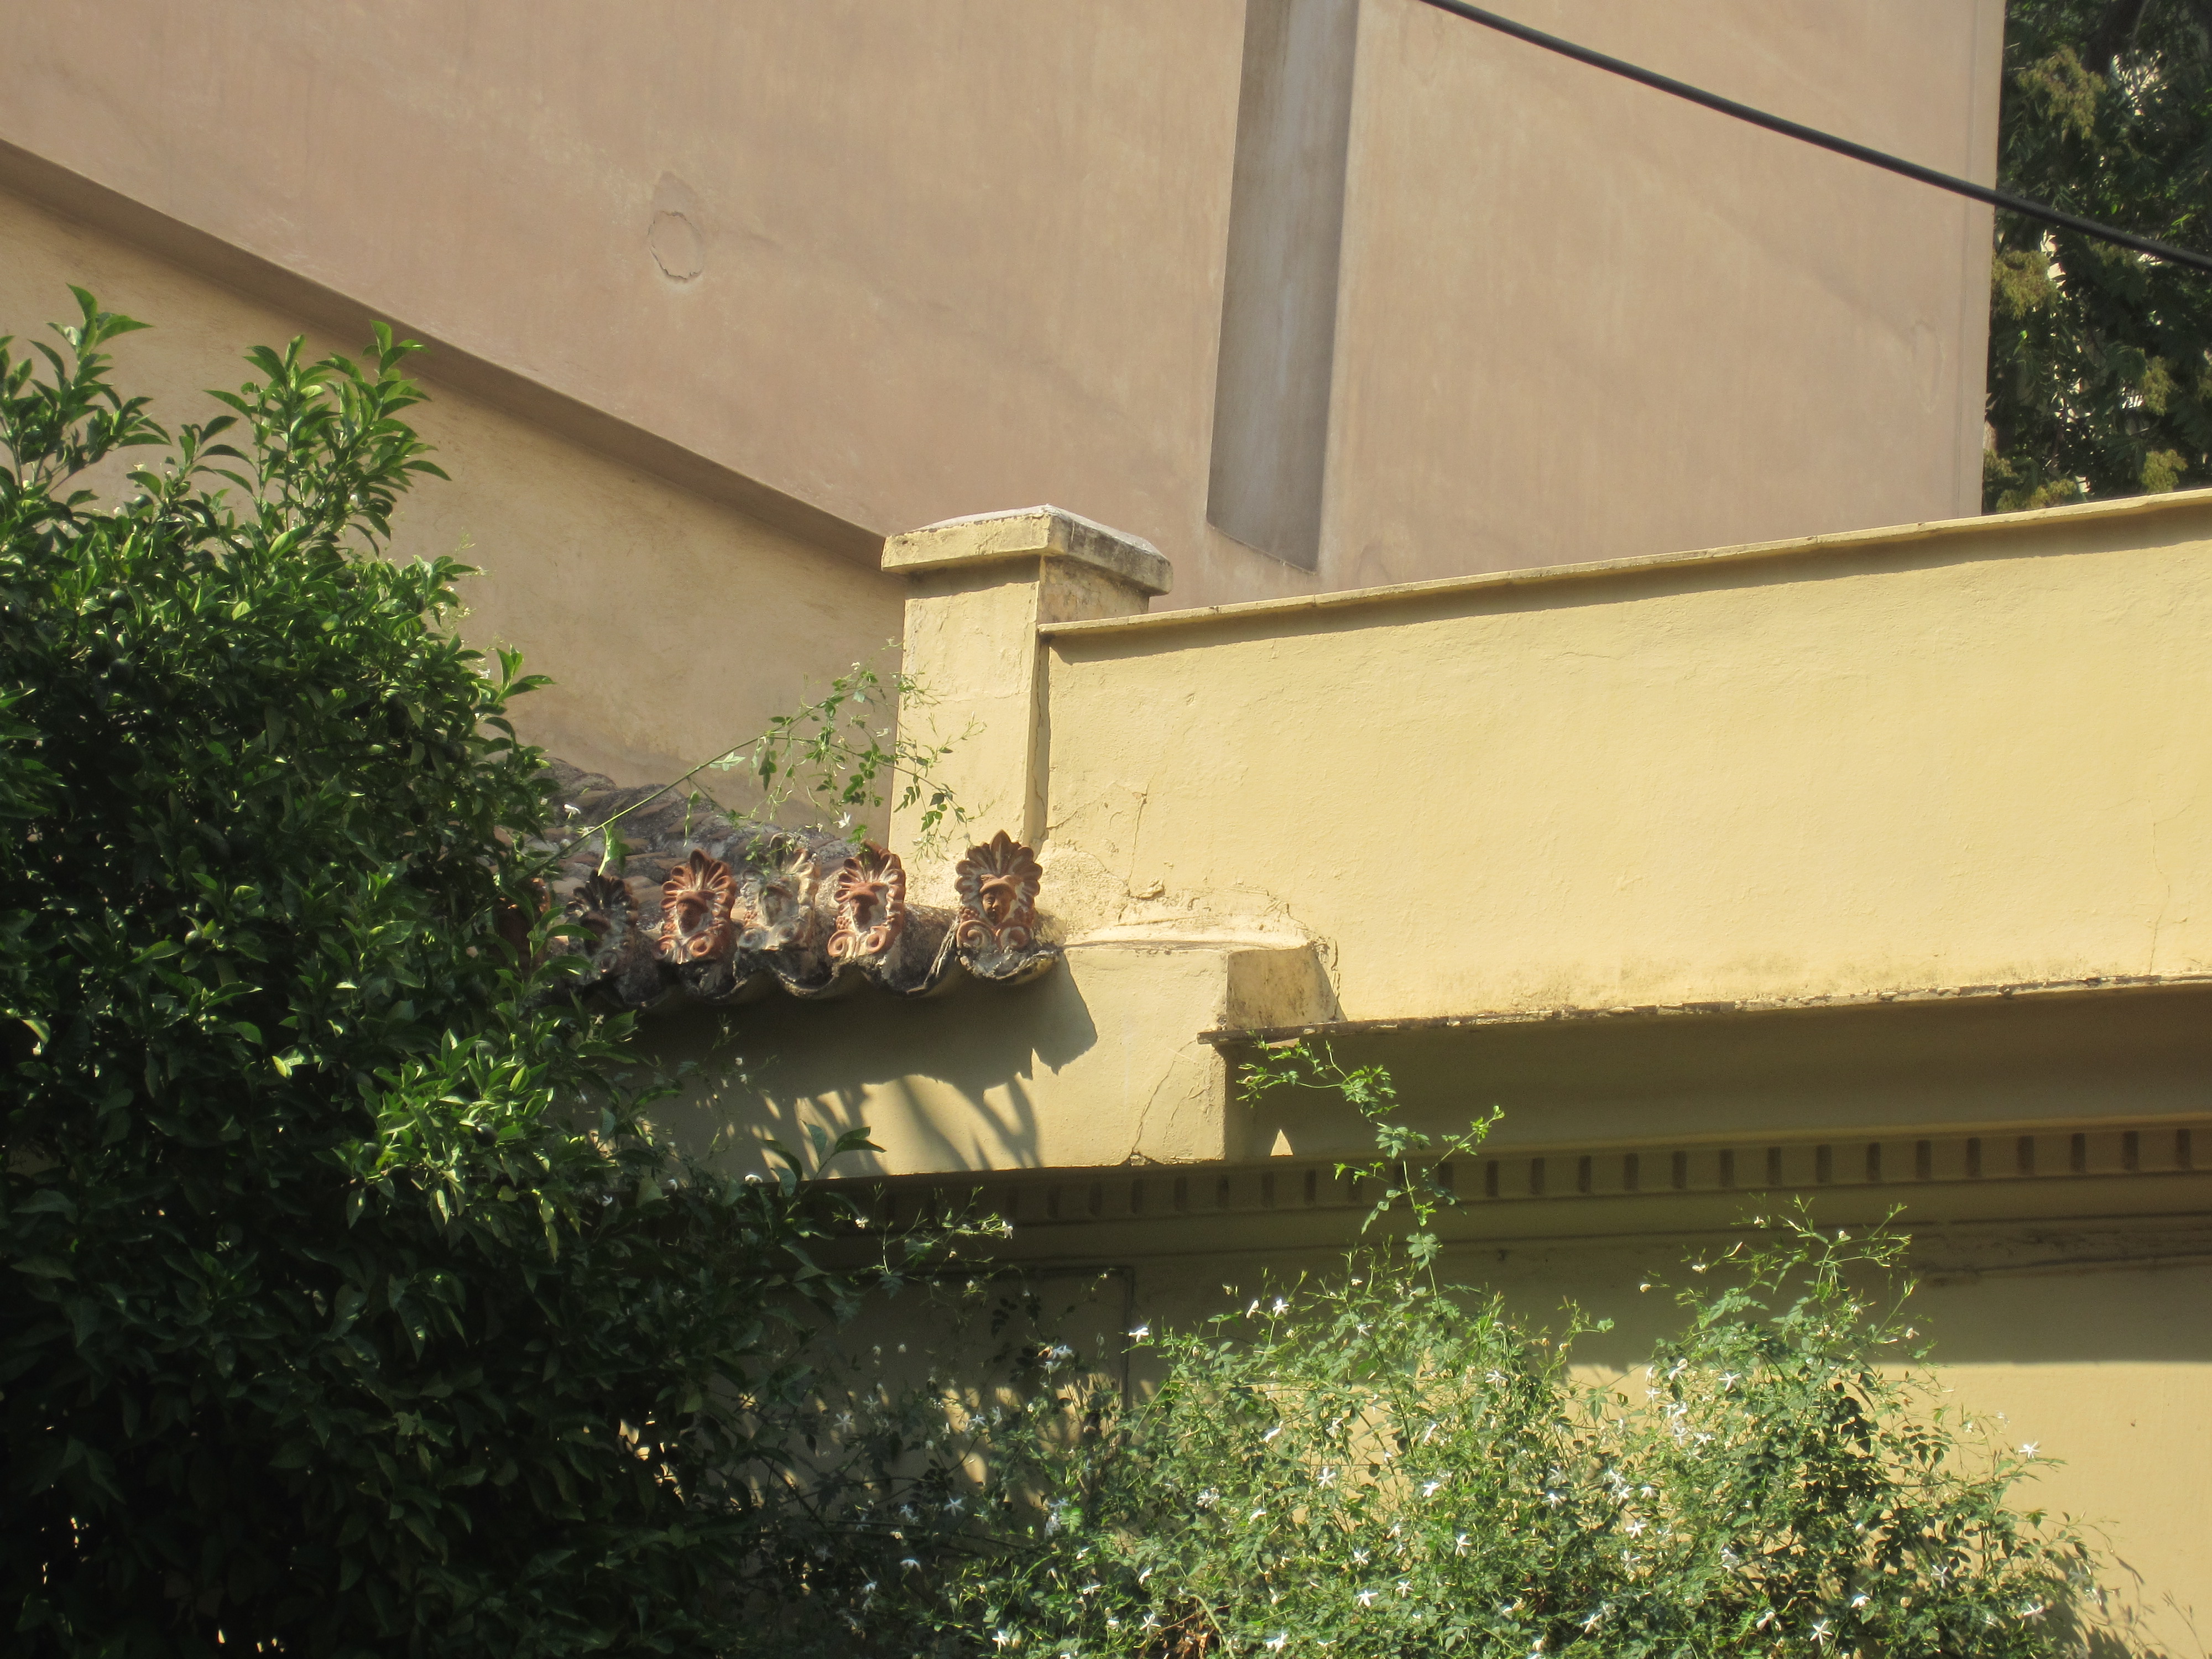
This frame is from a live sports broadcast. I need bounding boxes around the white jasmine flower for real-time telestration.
[1357,1589,1378,1608]
[1849,1593,1869,1609]
[1126,1324,1150,1340]
[1455,1532,1470,1554]
[1811,1617,1833,1642]
[2018,1442,2039,1458]
[1271,1297,1289,1314]
[1265,1636,1290,1653]
[1422,1479,1446,1498]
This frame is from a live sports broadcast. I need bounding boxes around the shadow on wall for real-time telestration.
[648,968,1099,1176]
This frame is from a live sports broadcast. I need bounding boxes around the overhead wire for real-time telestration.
[1410,0,2212,278]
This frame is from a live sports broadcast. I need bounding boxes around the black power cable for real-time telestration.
[1412,0,2212,277]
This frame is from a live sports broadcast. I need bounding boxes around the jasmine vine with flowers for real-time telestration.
[843,1041,2101,1657]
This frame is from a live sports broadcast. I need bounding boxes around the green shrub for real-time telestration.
[0,293,936,1656]
[864,1053,2097,1657]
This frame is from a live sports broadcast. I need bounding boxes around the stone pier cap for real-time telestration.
[883,504,1173,596]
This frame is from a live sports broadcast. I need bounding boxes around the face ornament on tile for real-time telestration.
[828,845,907,962]
[660,849,739,962]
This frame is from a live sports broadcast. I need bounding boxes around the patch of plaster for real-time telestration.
[649,171,705,282]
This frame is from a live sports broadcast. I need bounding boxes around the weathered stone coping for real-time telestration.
[1039,486,2212,643]
[883,504,1172,596]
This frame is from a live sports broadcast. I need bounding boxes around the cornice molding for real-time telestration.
[858,1118,2212,1240]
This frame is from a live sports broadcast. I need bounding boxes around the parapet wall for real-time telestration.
[639,492,2212,1184]
[1030,489,2212,1018]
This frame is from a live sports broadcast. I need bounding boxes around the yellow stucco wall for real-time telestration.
[690,494,2212,1185]
[1040,492,2212,1018]
[0,187,901,784]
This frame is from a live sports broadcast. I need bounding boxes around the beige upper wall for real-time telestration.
[1,0,2001,612]
[0,189,901,784]
[1331,0,2004,587]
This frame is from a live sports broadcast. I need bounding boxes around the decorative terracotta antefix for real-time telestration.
[738,836,823,954]
[567,870,633,956]
[538,760,1062,1003]
[659,849,740,963]
[953,831,1044,977]
[562,870,666,1008]
[826,844,907,963]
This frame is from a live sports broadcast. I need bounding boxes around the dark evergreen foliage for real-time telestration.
[0,294,918,1656]
[1989,0,2212,508]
